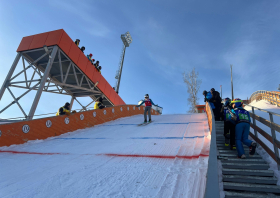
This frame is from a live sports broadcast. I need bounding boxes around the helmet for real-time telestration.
[224,97,231,106]
[89,53,93,57]
[75,39,80,42]
[211,88,215,92]
[81,46,85,49]
[99,66,102,69]
[145,94,149,98]
[231,98,243,107]
[203,90,207,95]
[65,102,70,107]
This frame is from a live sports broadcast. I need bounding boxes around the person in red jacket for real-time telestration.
[136,94,157,123]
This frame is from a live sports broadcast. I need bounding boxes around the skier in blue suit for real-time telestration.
[229,98,257,159]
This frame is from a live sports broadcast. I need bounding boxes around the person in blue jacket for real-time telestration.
[203,90,215,111]
[229,98,257,159]
[136,94,157,123]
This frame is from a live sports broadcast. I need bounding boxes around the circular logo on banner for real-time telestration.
[64,117,70,124]
[93,112,96,117]
[80,114,84,120]
[104,110,107,115]
[112,108,115,113]
[133,106,135,110]
[0,130,2,137]
[120,107,123,112]
[46,120,52,128]
[127,107,129,111]
[138,107,140,110]
[22,125,30,133]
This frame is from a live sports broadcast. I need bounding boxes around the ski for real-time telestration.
[138,121,153,126]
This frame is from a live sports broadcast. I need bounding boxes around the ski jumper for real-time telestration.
[229,107,252,157]
[138,99,155,121]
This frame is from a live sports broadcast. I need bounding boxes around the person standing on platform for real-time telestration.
[80,46,85,53]
[136,94,157,123]
[98,66,102,74]
[229,98,257,159]
[75,39,80,47]
[55,102,76,116]
[87,53,93,62]
[94,97,105,110]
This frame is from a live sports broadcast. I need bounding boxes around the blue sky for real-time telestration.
[1,0,280,119]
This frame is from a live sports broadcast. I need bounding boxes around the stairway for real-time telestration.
[216,121,280,198]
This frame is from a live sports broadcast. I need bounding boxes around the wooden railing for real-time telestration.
[245,104,280,169]
[250,90,280,106]
[204,102,220,198]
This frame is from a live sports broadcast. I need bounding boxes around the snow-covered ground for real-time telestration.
[0,114,210,198]
[245,100,280,184]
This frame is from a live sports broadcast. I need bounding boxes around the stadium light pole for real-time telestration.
[115,31,132,94]
[230,64,234,100]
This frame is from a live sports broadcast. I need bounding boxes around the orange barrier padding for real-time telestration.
[16,29,125,106]
[0,105,160,147]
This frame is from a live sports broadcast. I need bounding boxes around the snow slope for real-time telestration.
[0,114,210,198]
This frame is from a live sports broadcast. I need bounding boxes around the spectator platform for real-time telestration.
[16,29,125,107]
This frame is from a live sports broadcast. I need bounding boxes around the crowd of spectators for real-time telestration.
[75,39,102,74]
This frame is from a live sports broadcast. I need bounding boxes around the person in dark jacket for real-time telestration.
[209,88,222,121]
[94,61,99,69]
[222,98,236,150]
[94,97,105,109]
[80,46,85,53]
[97,66,102,74]
[75,39,80,47]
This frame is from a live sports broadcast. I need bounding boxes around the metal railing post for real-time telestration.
[269,113,280,170]
[252,107,258,139]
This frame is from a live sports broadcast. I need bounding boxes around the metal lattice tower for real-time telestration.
[115,31,132,94]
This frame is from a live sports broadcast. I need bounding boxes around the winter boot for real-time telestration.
[249,142,257,156]
[225,133,230,146]
[144,119,147,123]
[238,154,246,159]
[149,119,151,122]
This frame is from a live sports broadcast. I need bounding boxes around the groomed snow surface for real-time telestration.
[0,114,210,198]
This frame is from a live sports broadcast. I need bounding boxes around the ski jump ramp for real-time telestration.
[0,113,210,198]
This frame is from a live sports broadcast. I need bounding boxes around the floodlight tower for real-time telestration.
[115,31,132,94]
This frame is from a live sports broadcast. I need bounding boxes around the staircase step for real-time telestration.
[223,168,274,176]
[223,182,280,193]
[219,154,262,159]
[219,150,252,154]
[221,158,267,164]
[222,162,269,170]
[225,191,280,198]
[223,175,277,185]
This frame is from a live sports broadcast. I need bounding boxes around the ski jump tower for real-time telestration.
[0,29,125,121]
